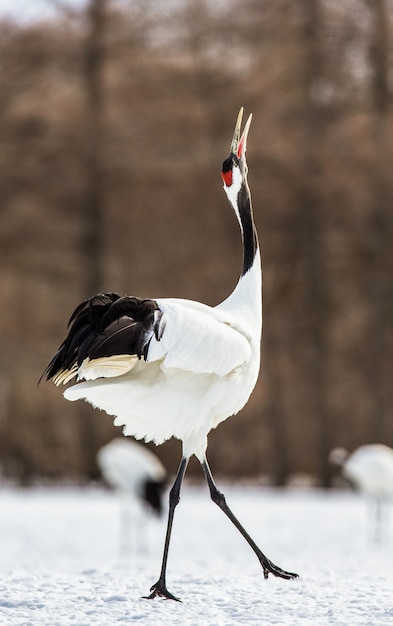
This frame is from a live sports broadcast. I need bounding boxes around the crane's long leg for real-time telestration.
[201,457,298,581]
[144,456,189,601]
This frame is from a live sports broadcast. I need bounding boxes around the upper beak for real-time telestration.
[230,107,252,159]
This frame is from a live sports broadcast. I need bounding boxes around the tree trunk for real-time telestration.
[299,0,331,486]
[83,0,106,296]
[79,0,108,477]
[366,0,393,444]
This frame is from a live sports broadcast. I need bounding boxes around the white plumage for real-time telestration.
[97,438,167,507]
[64,214,261,461]
[330,444,393,543]
[43,108,297,600]
[330,444,393,496]
[97,438,167,556]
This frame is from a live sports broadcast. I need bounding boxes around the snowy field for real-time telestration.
[0,483,392,625]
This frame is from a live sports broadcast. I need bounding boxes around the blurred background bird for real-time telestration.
[97,438,167,556]
[330,444,393,544]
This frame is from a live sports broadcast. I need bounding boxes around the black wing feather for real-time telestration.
[40,293,162,383]
[86,318,138,359]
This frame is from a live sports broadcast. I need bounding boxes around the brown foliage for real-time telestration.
[0,0,392,485]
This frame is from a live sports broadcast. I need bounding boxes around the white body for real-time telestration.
[342,444,393,497]
[64,164,262,461]
[336,444,393,544]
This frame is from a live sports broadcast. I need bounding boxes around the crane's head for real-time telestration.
[221,107,252,190]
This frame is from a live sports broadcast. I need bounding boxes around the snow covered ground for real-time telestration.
[0,483,392,625]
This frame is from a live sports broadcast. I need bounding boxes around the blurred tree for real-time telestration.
[83,0,107,296]
[79,0,113,477]
[297,0,331,486]
[0,0,392,484]
[365,0,393,443]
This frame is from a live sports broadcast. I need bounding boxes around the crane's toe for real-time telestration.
[143,581,182,602]
[261,557,299,581]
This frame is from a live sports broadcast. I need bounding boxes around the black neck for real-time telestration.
[238,183,258,275]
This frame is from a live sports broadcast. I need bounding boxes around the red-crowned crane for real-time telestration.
[41,108,298,600]
[97,438,167,555]
[330,444,393,544]
[98,437,167,516]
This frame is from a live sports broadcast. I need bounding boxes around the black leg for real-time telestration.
[201,457,298,581]
[144,456,189,601]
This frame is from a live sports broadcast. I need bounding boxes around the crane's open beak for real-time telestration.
[230,107,252,159]
[222,108,253,187]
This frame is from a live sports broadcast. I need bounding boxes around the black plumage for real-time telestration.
[41,293,162,384]
[143,478,167,516]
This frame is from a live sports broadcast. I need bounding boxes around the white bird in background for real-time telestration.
[41,108,298,600]
[98,438,167,515]
[330,444,393,544]
[97,438,167,555]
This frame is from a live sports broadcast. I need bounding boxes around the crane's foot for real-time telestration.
[143,580,181,602]
[260,556,299,581]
